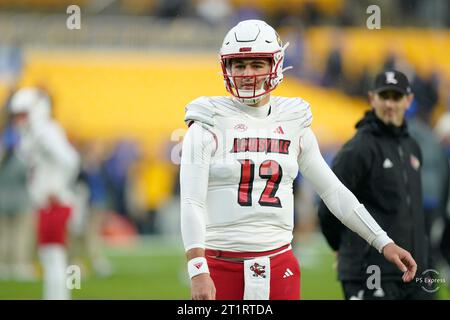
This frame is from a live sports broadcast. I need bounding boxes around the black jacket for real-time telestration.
[318,111,429,281]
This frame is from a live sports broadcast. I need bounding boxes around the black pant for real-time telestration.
[342,280,436,300]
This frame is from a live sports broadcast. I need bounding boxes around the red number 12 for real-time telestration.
[238,159,283,207]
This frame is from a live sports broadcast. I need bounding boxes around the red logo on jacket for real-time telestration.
[410,155,420,170]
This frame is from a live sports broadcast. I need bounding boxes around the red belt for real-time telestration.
[205,244,290,261]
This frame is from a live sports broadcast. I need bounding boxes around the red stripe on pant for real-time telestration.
[37,203,72,245]
[207,249,301,300]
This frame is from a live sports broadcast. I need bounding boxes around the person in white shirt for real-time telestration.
[180,20,417,300]
[9,87,80,300]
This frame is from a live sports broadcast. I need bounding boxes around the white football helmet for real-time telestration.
[9,87,51,131]
[219,20,290,105]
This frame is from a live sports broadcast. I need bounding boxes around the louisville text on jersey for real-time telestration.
[231,137,291,154]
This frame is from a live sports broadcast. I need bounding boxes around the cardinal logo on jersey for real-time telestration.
[234,123,248,132]
[250,262,266,278]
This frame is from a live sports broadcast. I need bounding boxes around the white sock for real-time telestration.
[39,245,70,300]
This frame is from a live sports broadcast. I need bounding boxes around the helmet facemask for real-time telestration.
[221,55,279,105]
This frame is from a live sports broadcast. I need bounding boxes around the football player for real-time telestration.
[9,87,80,300]
[180,20,417,300]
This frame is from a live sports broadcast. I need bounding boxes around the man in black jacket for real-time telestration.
[318,70,433,299]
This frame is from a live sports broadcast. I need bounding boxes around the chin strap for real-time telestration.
[240,94,267,106]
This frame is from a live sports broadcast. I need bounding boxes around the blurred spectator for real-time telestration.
[320,33,344,89]
[399,0,419,21]
[300,1,321,26]
[0,122,34,281]
[411,72,439,115]
[195,0,231,26]
[79,140,112,213]
[407,71,449,270]
[346,67,371,98]
[278,20,308,80]
[149,140,183,236]
[128,142,176,235]
[415,0,449,28]
[434,106,450,267]
[155,0,193,18]
[383,53,398,71]
[69,140,113,277]
[231,0,264,25]
[103,139,139,219]
[338,0,357,26]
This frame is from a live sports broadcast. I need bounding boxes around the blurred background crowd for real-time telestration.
[0,0,449,298]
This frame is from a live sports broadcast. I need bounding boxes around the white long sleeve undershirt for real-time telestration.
[180,122,214,251]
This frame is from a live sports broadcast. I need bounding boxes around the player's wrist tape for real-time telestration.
[187,257,209,279]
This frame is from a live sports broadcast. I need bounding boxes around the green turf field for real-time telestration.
[0,235,448,300]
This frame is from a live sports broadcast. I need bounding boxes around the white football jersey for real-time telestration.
[184,96,312,251]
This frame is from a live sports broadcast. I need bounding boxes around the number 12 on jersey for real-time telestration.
[238,159,283,208]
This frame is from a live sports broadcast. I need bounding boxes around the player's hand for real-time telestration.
[382,242,417,282]
[191,273,216,300]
